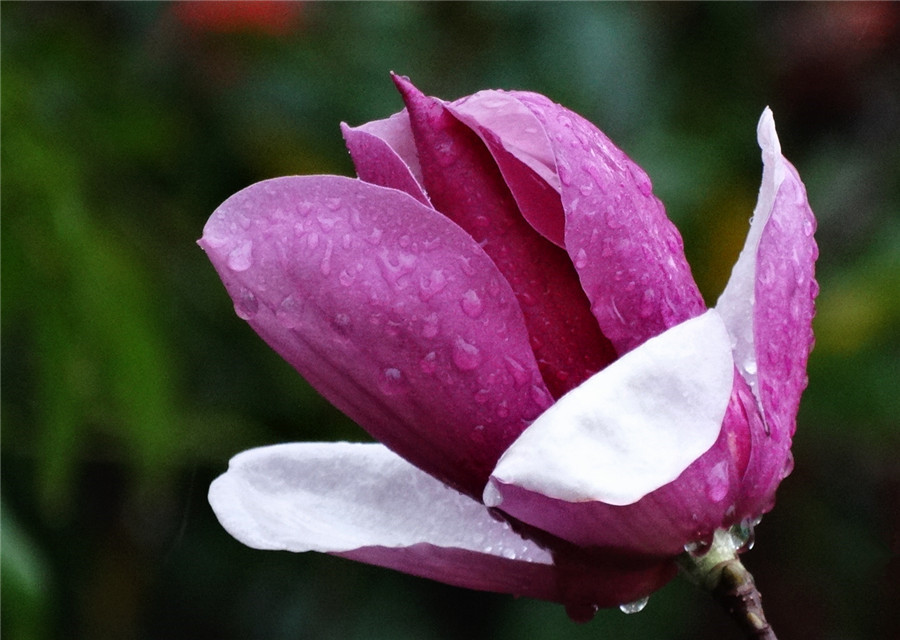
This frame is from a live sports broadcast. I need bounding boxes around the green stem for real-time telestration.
[678,529,777,640]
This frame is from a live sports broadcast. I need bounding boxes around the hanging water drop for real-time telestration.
[233,287,259,320]
[618,596,649,615]
[565,602,598,623]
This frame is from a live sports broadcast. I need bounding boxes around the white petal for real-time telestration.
[715,107,786,396]
[486,309,734,507]
[209,441,551,562]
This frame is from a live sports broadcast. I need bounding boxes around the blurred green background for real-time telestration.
[2,3,898,639]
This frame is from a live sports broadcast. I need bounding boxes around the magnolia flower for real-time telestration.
[200,75,817,617]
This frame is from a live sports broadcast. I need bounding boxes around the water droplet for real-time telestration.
[306,232,320,250]
[227,240,253,272]
[496,402,509,418]
[565,602,598,623]
[474,388,491,404]
[378,367,408,396]
[557,161,572,186]
[683,539,711,558]
[781,451,795,479]
[341,234,353,250]
[452,337,482,371]
[317,215,338,231]
[234,287,258,320]
[331,313,352,336]
[420,351,438,373]
[460,289,484,318]
[705,461,730,503]
[504,356,530,387]
[339,267,356,287]
[729,517,761,552]
[419,269,448,301]
[743,359,758,376]
[469,424,486,444]
[366,227,383,245]
[320,240,333,276]
[275,296,303,329]
[324,197,342,211]
[574,248,589,269]
[619,596,649,615]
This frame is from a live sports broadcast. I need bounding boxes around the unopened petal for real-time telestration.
[487,309,733,509]
[512,92,707,355]
[200,176,550,497]
[447,90,566,246]
[341,112,430,205]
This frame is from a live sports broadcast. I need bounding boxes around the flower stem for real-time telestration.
[678,529,777,640]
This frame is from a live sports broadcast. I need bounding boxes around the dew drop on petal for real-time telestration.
[378,367,408,396]
[227,240,253,272]
[452,337,482,371]
[619,596,649,615]
[781,451,795,479]
[683,538,711,558]
[460,289,484,318]
[234,287,258,320]
[574,248,589,270]
[275,296,303,329]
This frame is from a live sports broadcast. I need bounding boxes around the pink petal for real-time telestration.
[716,108,818,516]
[486,311,747,556]
[200,175,551,498]
[341,112,431,205]
[511,92,707,356]
[393,75,617,398]
[209,442,675,608]
[446,90,566,246]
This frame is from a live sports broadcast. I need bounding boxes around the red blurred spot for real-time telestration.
[173,1,303,36]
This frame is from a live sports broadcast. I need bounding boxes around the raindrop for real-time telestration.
[452,337,482,371]
[320,240,333,276]
[683,539,711,558]
[378,367,408,396]
[275,296,303,329]
[781,451,795,479]
[324,197,342,211]
[504,356,530,387]
[420,351,437,373]
[729,517,761,552]
[227,241,253,272]
[469,425,486,444]
[234,287,258,320]
[565,602,598,623]
[460,289,484,318]
[574,248,589,269]
[619,596,649,615]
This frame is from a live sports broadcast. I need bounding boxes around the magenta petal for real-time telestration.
[717,109,818,517]
[394,75,617,398]
[446,90,566,246]
[209,442,675,608]
[512,92,707,355]
[341,112,431,205]
[200,175,551,497]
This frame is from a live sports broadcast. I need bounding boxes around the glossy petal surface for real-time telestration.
[341,112,430,205]
[200,175,550,497]
[512,92,707,355]
[395,76,616,397]
[210,442,675,607]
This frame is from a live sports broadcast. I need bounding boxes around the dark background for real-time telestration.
[3,3,898,639]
